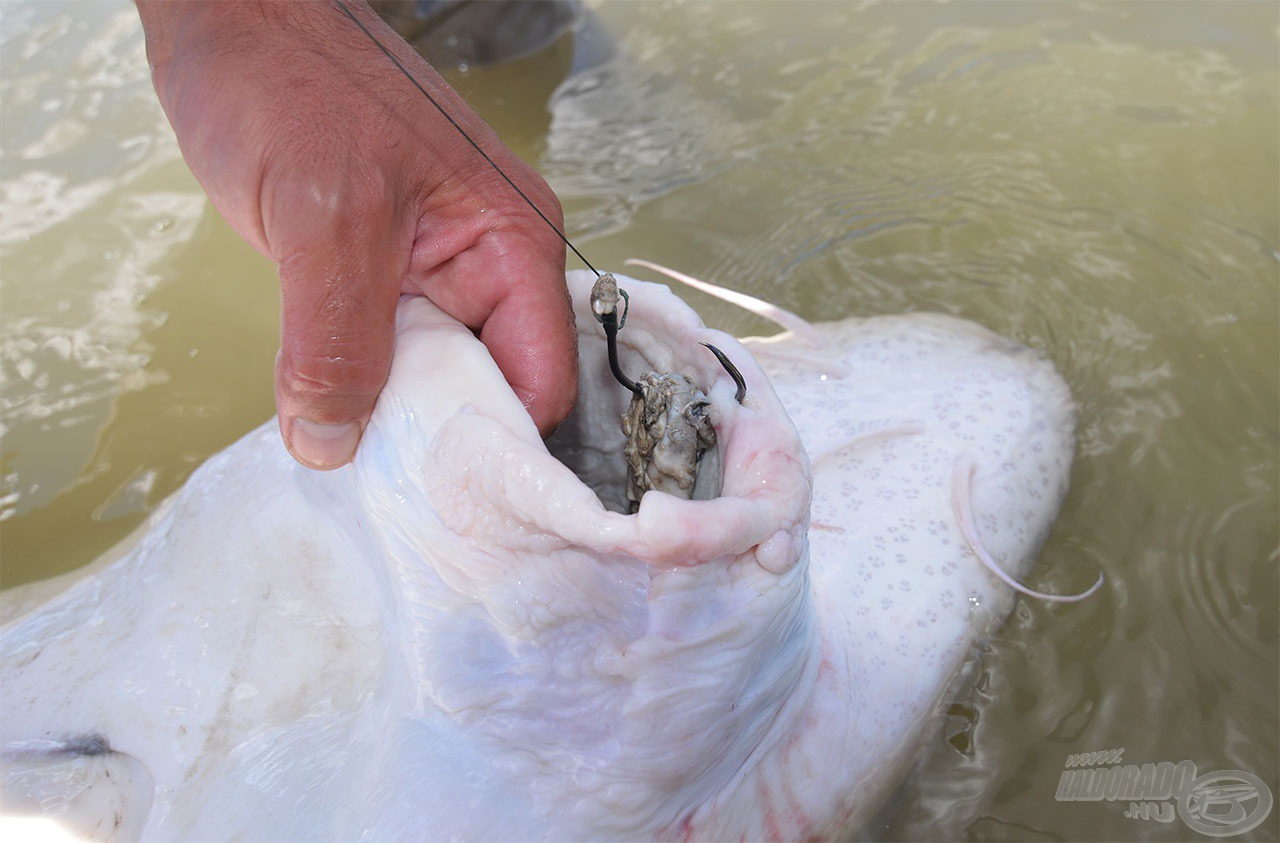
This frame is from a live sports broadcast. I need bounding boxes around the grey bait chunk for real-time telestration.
[622,372,721,513]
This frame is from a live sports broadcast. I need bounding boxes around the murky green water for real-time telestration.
[1,1,1276,840]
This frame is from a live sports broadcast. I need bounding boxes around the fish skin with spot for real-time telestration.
[0,270,1079,840]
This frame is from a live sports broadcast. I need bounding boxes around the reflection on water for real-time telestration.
[1,1,1276,840]
[1,1,279,578]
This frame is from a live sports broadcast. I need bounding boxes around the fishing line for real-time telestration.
[332,0,601,277]
[332,1,747,403]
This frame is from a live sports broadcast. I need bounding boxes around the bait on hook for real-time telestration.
[589,273,642,397]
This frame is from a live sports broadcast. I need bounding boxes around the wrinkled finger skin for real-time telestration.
[136,0,577,468]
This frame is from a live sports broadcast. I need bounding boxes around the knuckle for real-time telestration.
[280,347,386,403]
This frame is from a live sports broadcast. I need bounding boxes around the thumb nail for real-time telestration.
[287,417,362,470]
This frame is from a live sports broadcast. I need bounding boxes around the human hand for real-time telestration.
[136,0,577,469]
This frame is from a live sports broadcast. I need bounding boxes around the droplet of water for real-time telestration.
[967,594,982,609]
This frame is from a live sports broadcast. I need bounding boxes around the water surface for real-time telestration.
[1,1,1276,840]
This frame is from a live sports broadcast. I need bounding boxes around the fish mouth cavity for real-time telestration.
[545,275,739,515]
[533,272,811,574]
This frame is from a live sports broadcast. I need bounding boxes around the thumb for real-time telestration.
[273,242,402,471]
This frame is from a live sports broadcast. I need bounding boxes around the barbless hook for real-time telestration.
[701,343,747,404]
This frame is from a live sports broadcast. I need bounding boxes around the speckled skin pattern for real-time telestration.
[0,272,1075,841]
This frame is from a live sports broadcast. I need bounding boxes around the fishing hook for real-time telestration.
[700,343,748,404]
[591,274,643,396]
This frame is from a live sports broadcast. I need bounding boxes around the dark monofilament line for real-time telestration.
[332,0,600,277]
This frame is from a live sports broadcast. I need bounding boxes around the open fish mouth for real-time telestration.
[408,269,816,568]
[586,272,749,513]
